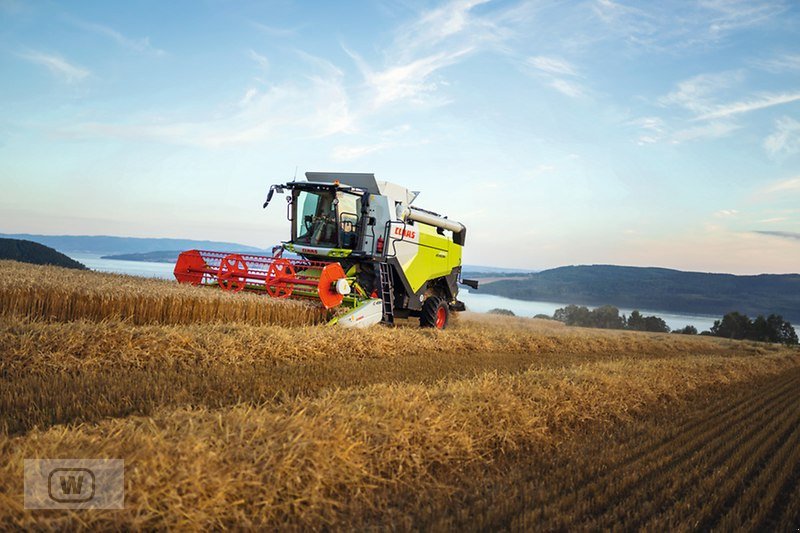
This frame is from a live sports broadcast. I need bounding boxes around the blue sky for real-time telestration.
[1,0,799,273]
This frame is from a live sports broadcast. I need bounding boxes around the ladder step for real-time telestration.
[378,263,394,324]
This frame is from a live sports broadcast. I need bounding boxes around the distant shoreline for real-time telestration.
[100,251,180,263]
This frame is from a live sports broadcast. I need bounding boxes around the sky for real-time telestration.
[0,0,799,274]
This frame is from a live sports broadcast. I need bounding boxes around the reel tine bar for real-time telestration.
[174,249,347,308]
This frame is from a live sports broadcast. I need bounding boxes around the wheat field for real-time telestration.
[0,260,326,326]
[1,261,799,529]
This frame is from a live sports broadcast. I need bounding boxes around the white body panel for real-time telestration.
[407,207,465,233]
[336,299,384,328]
[362,194,392,255]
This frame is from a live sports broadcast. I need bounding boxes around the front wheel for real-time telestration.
[420,296,449,330]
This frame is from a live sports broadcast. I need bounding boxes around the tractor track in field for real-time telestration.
[524,366,796,528]
[539,369,800,529]
[613,371,798,525]
[554,367,800,531]
[419,366,800,531]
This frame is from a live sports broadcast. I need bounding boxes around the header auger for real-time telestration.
[173,172,478,328]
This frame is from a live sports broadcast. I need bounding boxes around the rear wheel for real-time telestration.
[420,296,449,330]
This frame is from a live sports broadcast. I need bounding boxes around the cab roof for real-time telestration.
[304,172,419,205]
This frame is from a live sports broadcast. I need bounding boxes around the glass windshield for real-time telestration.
[294,190,338,247]
[292,189,363,249]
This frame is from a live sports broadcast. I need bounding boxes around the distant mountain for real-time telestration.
[0,238,86,270]
[462,265,537,276]
[478,265,800,323]
[0,234,266,255]
[101,251,182,263]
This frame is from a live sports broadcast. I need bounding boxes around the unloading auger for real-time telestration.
[173,172,478,328]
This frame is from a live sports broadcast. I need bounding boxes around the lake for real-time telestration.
[68,253,719,332]
[459,291,718,332]
[69,253,178,279]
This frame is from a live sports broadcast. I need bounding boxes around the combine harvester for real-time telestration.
[174,173,478,329]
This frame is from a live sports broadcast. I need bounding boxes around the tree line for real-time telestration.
[550,304,798,345]
[708,312,798,345]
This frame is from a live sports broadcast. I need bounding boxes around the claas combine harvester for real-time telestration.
[173,172,478,328]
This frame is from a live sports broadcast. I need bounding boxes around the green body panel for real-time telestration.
[398,223,462,293]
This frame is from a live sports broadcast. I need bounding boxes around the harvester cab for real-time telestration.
[174,172,476,329]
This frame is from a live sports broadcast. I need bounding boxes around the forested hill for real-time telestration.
[478,265,800,322]
[0,238,86,270]
[0,233,264,255]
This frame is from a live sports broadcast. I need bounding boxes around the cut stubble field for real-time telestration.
[1,260,799,530]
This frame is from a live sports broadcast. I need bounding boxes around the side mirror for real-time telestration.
[262,185,285,209]
[263,188,275,208]
[459,279,479,290]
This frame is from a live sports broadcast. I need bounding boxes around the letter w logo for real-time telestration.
[47,468,95,503]
[59,475,84,495]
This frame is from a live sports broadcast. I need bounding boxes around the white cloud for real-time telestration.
[331,125,421,161]
[764,117,800,157]
[700,0,788,35]
[659,71,743,115]
[18,50,90,82]
[527,56,577,76]
[248,49,269,71]
[633,110,738,145]
[238,87,258,107]
[549,78,584,98]
[72,68,354,148]
[294,49,344,78]
[349,0,507,110]
[695,91,800,120]
[63,1,512,148]
[71,19,164,56]
[653,71,798,144]
[394,0,494,54]
[751,53,800,73]
[251,22,297,38]
[632,117,662,129]
[559,2,787,59]
[671,121,739,143]
[714,209,738,217]
[354,48,473,108]
[592,0,649,26]
[331,143,390,161]
[629,117,665,144]
[525,55,586,98]
[763,176,800,195]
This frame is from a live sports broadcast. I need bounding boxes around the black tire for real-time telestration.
[420,296,449,329]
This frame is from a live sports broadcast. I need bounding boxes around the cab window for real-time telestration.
[294,190,338,247]
[336,192,361,249]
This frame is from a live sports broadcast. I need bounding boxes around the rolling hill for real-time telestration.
[0,233,266,255]
[478,264,800,322]
[0,238,86,270]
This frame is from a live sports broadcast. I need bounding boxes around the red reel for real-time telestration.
[174,250,206,285]
[318,263,346,309]
[266,258,296,298]
[218,254,249,292]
